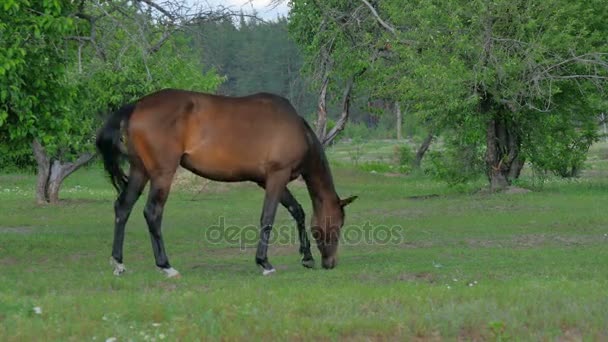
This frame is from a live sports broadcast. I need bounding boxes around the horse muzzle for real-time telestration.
[322,256,337,269]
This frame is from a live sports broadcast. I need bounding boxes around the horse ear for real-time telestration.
[340,195,358,208]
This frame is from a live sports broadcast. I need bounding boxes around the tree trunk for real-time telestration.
[601,112,607,142]
[314,61,366,146]
[315,72,329,140]
[31,139,95,204]
[322,76,356,146]
[47,153,95,204]
[414,132,433,169]
[485,111,524,192]
[32,140,50,204]
[395,101,402,140]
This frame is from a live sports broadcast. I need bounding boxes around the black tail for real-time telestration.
[96,103,136,194]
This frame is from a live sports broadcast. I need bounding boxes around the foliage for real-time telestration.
[393,145,414,170]
[0,0,79,169]
[424,135,486,186]
[0,1,223,171]
[523,95,600,177]
[289,0,608,187]
[386,0,607,186]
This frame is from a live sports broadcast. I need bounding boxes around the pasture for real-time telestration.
[1,141,608,341]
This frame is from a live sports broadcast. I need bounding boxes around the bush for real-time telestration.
[525,115,597,178]
[424,141,485,185]
[393,145,415,173]
[341,122,371,141]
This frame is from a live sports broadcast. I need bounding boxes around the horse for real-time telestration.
[96,89,357,277]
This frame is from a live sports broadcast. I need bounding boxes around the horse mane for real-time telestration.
[299,118,337,194]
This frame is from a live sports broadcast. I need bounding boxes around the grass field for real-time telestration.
[1,141,608,341]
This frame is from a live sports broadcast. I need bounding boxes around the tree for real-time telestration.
[384,0,607,190]
[289,0,380,146]
[0,0,87,203]
[0,0,224,203]
[288,0,608,190]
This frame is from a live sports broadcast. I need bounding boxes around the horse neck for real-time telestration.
[302,148,339,212]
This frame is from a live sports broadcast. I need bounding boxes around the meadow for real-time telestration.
[1,140,607,341]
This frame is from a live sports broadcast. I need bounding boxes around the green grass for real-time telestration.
[1,142,608,341]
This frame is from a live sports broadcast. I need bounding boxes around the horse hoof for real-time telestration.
[262,268,276,276]
[159,267,181,278]
[110,257,126,276]
[301,258,315,268]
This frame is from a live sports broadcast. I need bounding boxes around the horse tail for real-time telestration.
[96,103,136,194]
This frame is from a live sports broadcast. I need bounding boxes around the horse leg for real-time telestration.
[279,189,315,268]
[256,170,290,275]
[111,167,148,276]
[143,173,179,278]
[256,183,315,268]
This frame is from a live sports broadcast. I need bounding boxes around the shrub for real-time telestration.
[393,145,415,173]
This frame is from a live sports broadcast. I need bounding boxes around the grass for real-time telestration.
[1,141,608,340]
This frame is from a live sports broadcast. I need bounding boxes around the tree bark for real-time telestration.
[322,76,356,146]
[32,140,51,204]
[414,132,433,169]
[316,66,367,146]
[395,101,402,140]
[601,112,607,142]
[47,153,95,203]
[484,111,524,192]
[31,139,95,204]
[315,72,329,140]
[485,117,508,191]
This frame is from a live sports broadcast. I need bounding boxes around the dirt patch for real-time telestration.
[458,326,486,342]
[557,327,583,342]
[69,252,96,261]
[56,198,107,205]
[412,331,442,342]
[397,272,437,283]
[406,194,440,200]
[0,226,33,234]
[477,186,532,195]
[190,262,251,273]
[464,234,603,249]
[504,186,532,194]
[197,244,300,258]
[0,256,18,265]
[384,172,407,178]
[156,282,179,292]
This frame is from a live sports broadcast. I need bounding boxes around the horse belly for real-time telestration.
[180,149,264,183]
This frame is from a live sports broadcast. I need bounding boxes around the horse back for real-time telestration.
[127,89,311,181]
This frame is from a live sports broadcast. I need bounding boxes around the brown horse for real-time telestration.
[96,89,356,277]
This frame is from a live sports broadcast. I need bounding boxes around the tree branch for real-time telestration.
[360,0,396,35]
[137,0,176,21]
[316,69,330,140]
[322,68,368,146]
